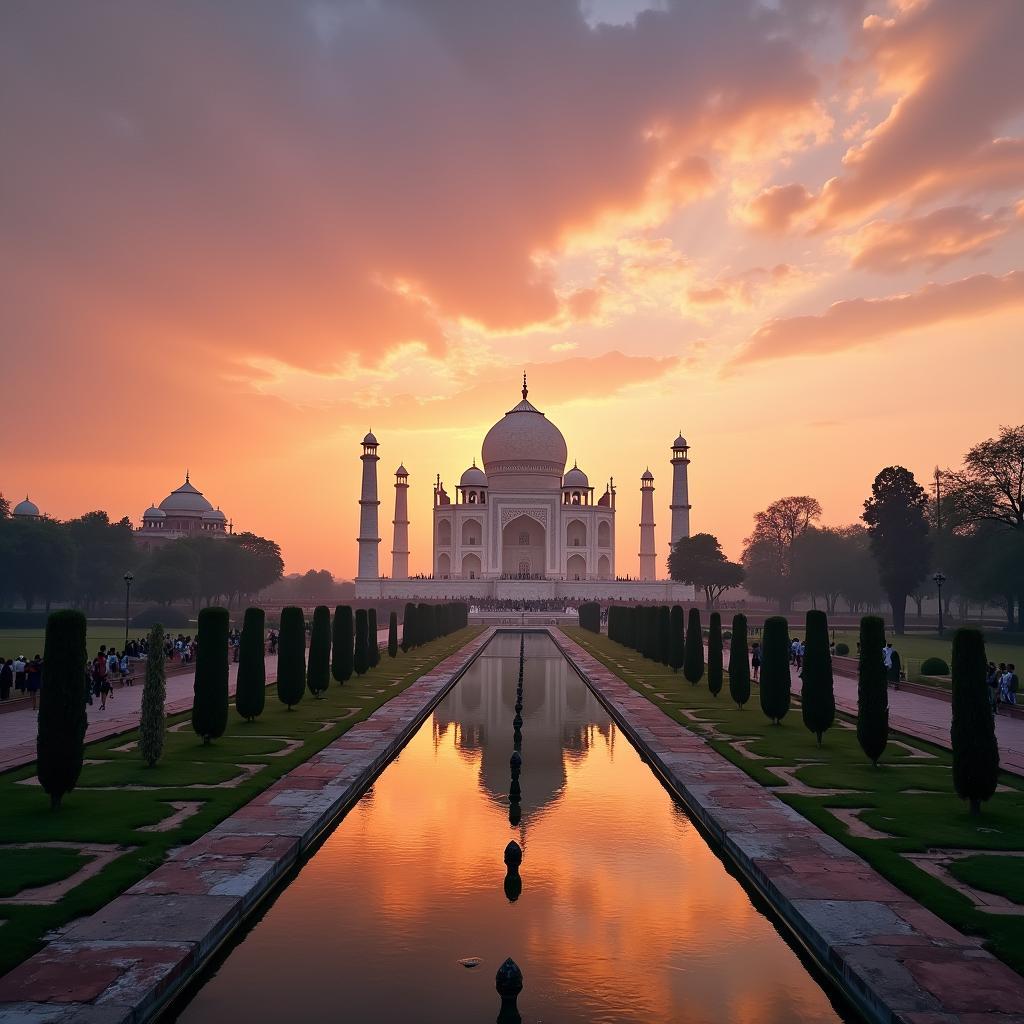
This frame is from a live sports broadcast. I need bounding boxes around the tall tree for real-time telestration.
[367,608,381,668]
[728,613,751,709]
[276,606,306,709]
[759,616,791,724]
[388,611,399,657]
[332,605,354,684]
[668,605,684,672]
[800,610,834,745]
[657,606,671,665]
[862,466,930,635]
[354,608,370,675]
[857,616,889,765]
[668,533,745,610]
[235,607,266,721]
[36,610,88,809]
[741,496,822,611]
[707,612,723,697]
[139,624,167,765]
[307,605,331,698]
[192,606,229,743]
[683,608,704,684]
[791,526,862,614]
[401,602,416,651]
[950,628,1000,816]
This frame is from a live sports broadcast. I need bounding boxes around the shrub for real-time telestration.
[354,609,370,675]
[139,624,167,765]
[707,612,723,697]
[728,613,750,709]
[36,610,88,809]
[578,602,601,633]
[921,656,950,676]
[235,607,266,721]
[192,606,229,744]
[368,608,381,668]
[276,606,306,709]
[801,610,835,746]
[835,642,850,656]
[401,602,416,651]
[857,616,889,765]
[950,628,999,815]
[308,605,331,697]
[759,616,791,724]
[388,611,399,657]
[332,606,353,685]
[683,608,704,684]
[668,605,684,671]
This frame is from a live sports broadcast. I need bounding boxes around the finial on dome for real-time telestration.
[185,469,189,484]
[522,372,528,401]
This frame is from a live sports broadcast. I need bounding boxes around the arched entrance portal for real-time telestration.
[501,513,546,578]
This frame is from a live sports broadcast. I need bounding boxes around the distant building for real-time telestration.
[136,473,232,550]
[12,496,41,520]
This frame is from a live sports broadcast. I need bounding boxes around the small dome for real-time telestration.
[460,461,487,487]
[362,431,378,446]
[13,496,40,518]
[143,505,166,519]
[563,462,589,488]
[395,463,408,477]
[673,433,688,448]
[641,468,654,481]
[159,475,214,514]
[203,507,227,522]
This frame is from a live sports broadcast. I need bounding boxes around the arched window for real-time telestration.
[598,520,611,547]
[518,532,529,545]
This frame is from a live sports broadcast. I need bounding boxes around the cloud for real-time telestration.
[688,263,798,306]
[742,183,815,234]
[732,270,1024,365]
[846,204,1019,272]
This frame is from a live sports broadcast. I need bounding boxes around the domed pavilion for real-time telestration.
[137,473,231,549]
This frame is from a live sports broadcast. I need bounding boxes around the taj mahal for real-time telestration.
[353,377,694,602]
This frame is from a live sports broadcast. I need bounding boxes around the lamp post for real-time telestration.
[932,571,946,638]
[123,572,134,651]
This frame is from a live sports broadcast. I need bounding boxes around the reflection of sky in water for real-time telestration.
[176,632,850,1024]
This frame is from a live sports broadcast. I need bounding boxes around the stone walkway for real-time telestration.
[553,629,1024,1024]
[0,628,494,1024]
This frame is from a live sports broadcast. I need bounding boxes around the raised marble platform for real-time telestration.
[355,577,694,601]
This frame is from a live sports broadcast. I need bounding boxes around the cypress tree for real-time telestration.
[657,606,671,665]
[368,608,381,668]
[332,605,354,684]
[354,608,370,675]
[728,613,751,709]
[308,605,331,698]
[707,612,723,697]
[388,611,399,657]
[276,606,306,709]
[36,609,88,809]
[629,606,640,651]
[668,605,684,672]
[683,608,704,684]
[759,616,791,724]
[950,628,999,815]
[192,606,229,744]
[801,610,835,746]
[139,623,167,766]
[235,607,266,721]
[857,615,888,765]
[417,603,431,644]
[401,602,416,651]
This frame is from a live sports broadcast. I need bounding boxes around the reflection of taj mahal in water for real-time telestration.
[353,376,694,602]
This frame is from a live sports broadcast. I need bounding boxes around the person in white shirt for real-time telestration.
[882,644,893,671]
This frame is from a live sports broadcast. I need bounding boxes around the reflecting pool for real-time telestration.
[173,632,852,1023]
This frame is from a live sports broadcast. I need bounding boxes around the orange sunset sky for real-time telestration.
[3,0,1023,577]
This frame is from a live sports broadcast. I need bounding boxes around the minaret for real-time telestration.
[357,431,381,580]
[391,464,410,580]
[669,432,691,549]
[639,468,656,581]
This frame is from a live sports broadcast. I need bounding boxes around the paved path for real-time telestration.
[0,628,493,1024]
[557,629,1024,1024]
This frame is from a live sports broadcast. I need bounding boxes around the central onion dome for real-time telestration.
[159,473,214,514]
[481,376,567,492]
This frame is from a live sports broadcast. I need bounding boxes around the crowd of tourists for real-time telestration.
[0,654,43,709]
[471,598,573,612]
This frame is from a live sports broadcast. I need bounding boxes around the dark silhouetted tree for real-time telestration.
[668,605,684,671]
[36,610,88,808]
[235,607,266,721]
[354,609,370,675]
[683,608,704,684]
[800,610,834,745]
[857,615,888,764]
[192,606,229,743]
[308,605,331,698]
[368,608,381,668]
[728,613,750,709]
[668,533,745,610]
[950,628,999,815]
[759,616,791,724]
[657,606,671,665]
[139,624,167,764]
[332,605,353,685]
[707,612,723,696]
[388,611,399,657]
[277,606,306,709]
[401,603,416,651]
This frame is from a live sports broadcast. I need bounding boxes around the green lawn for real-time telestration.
[0,848,88,899]
[0,627,155,662]
[565,627,1024,978]
[0,626,482,978]
[826,629,1024,675]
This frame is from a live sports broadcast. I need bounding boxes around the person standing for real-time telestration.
[751,641,761,683]
[0,659,13,701]
[107,648,121,687]
[120,651,132,686]
[1003,664,1019,707]
[13,654,26,695]
[25,654,42,711]
[889,647,902,691]
[987,662,1000,713]
[882,643,893,684]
